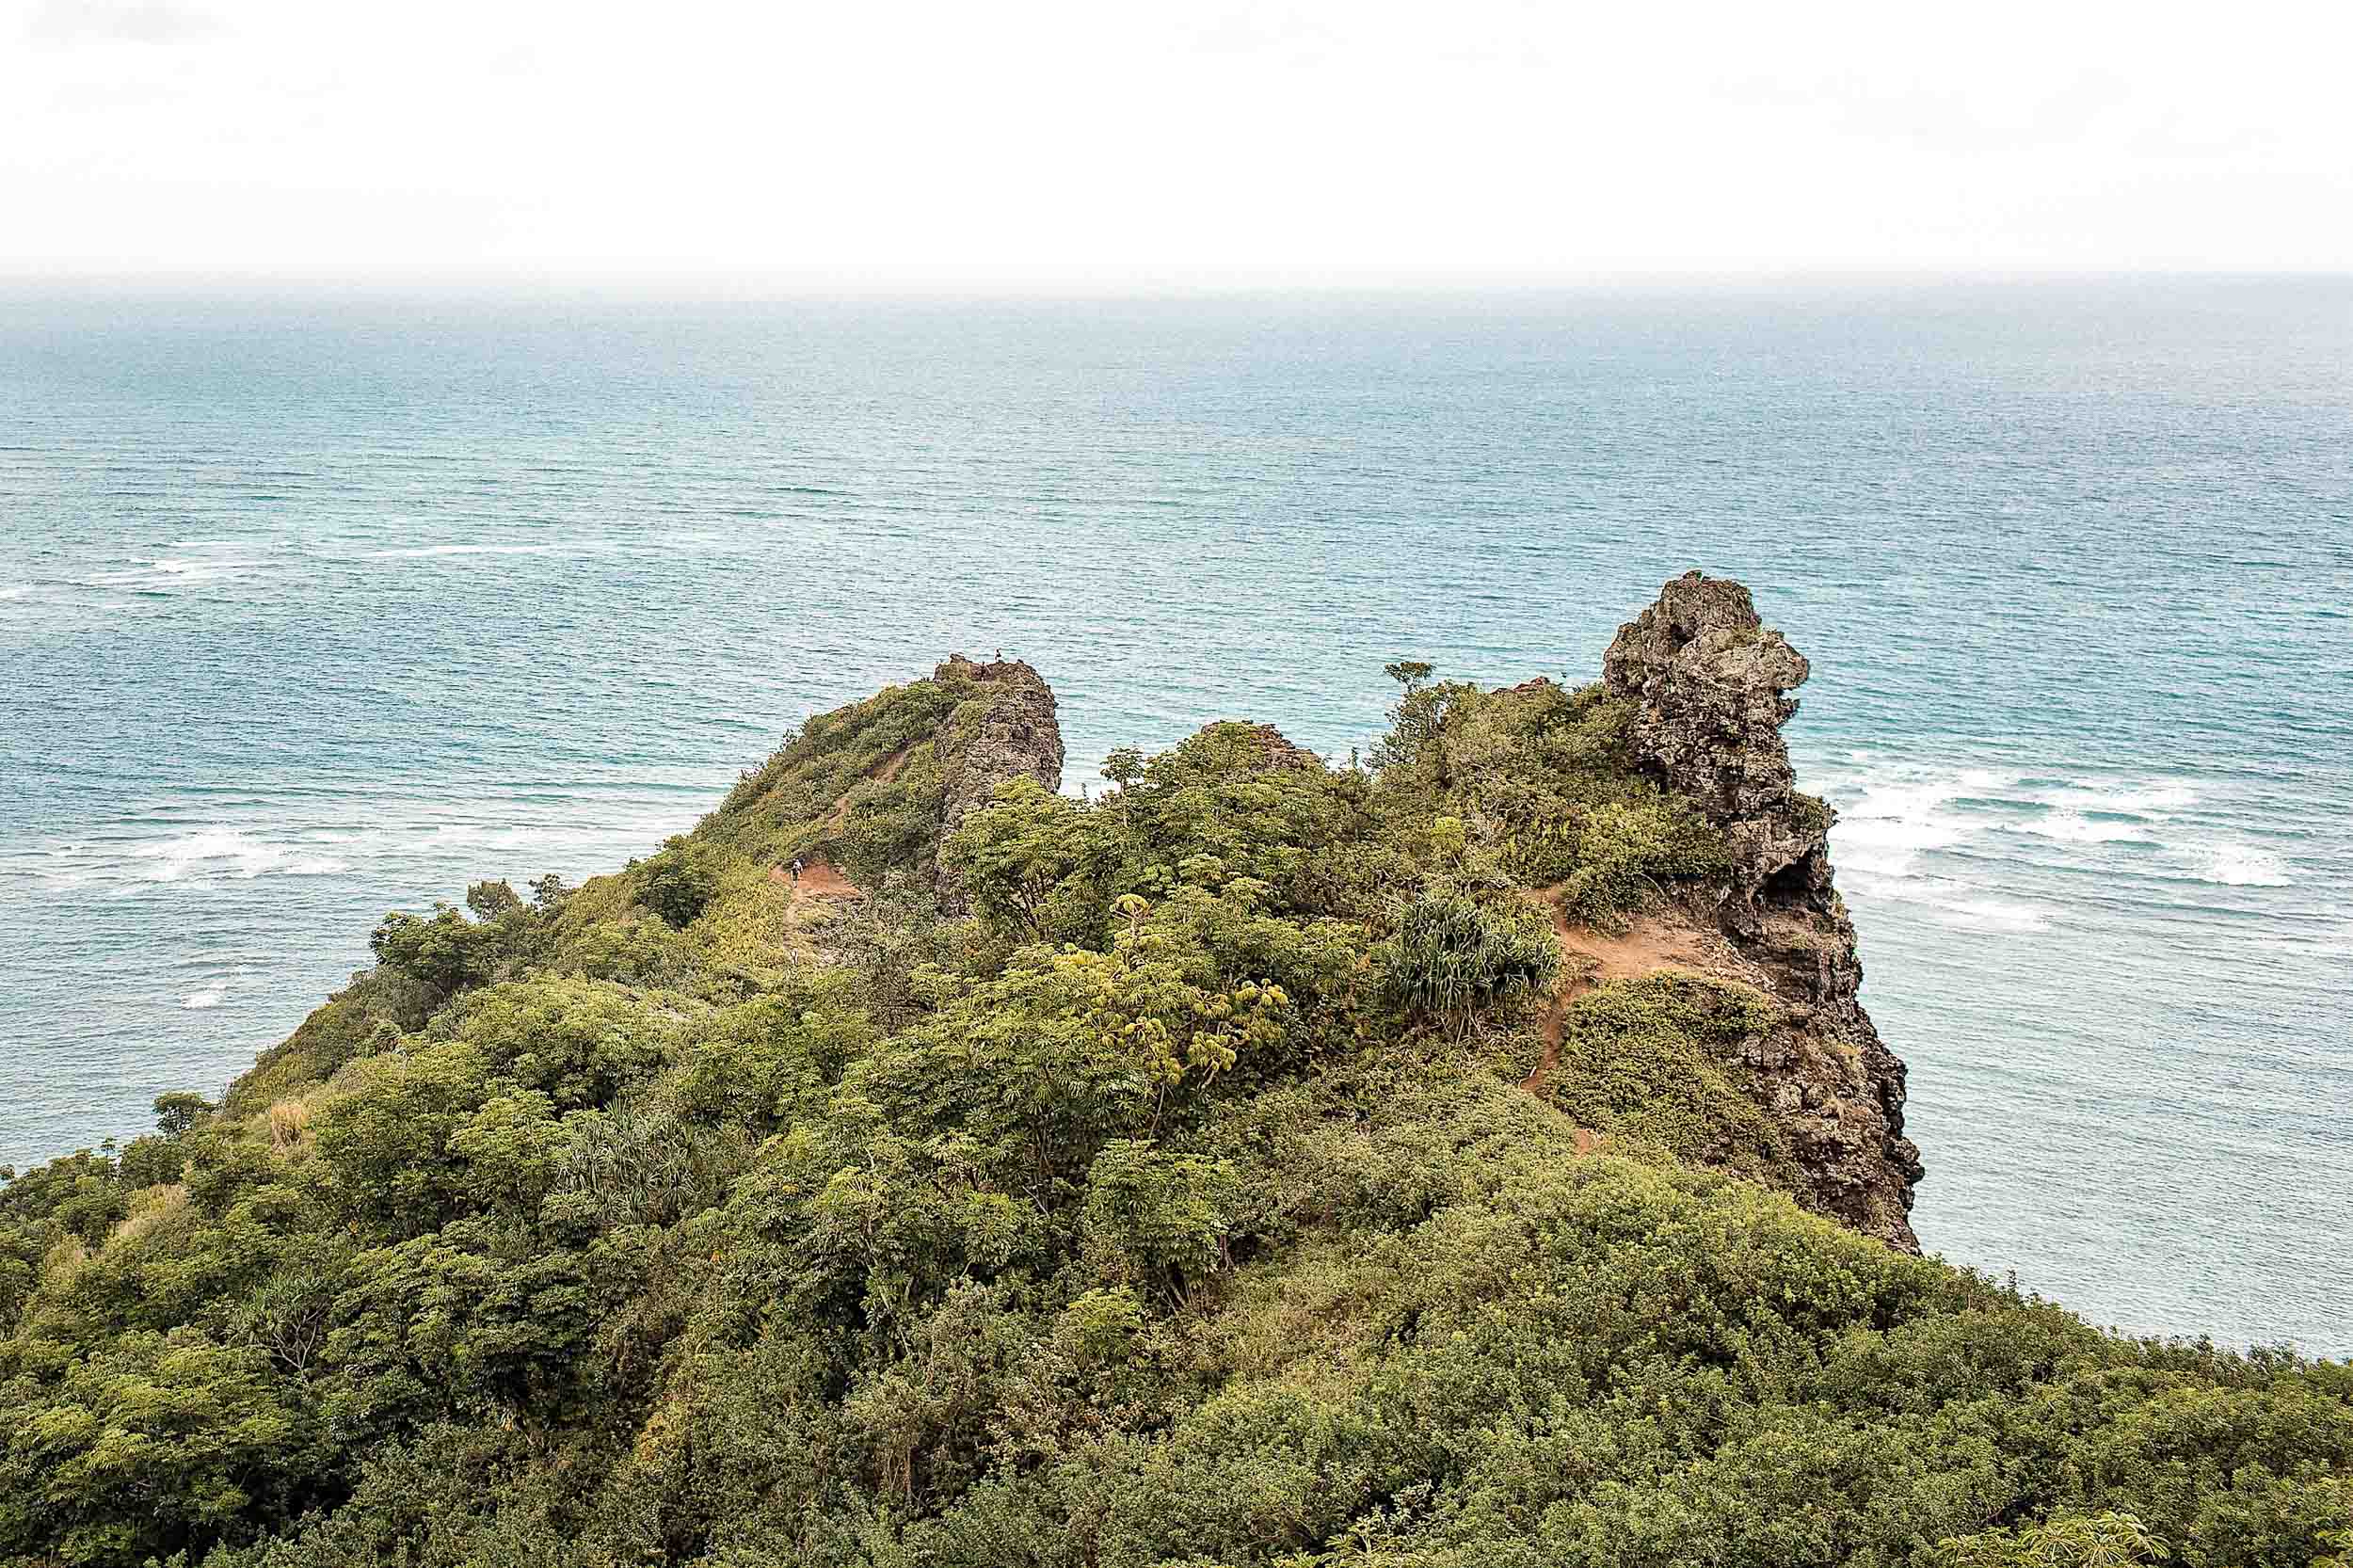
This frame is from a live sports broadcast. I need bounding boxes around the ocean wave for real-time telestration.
[1822,757,2226,878]
[91,553,270,591]
[2009,809,2157,845]
[183,984,228,1009]
[1846,872,2057,933]
[147,829,351,883]
[2260,923,2353,959]
[357,534,728,563]
[2050,781,2201,815]
[2180,843,2293,887]
[179,952,272,968]
[1825,766,2016,879]
[364,543,573,559]
[1812,756,2301,932]
[20,808,696,902]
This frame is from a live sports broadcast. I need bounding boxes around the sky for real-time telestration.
[4,0,2350,286]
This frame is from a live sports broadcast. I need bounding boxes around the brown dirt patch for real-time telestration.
[1558,918,1715,985]
[769,857,861,902]
[776,748,917,904]
[1517,887,1722,1151]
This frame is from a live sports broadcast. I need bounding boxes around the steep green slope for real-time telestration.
[1,584,2345,1568]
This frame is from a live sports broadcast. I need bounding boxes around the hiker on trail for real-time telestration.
[790,857,804,885]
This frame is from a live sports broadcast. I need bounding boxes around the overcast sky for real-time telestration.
[5,0,2348,286]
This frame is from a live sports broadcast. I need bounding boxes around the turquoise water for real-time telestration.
[3,281,2347,1354]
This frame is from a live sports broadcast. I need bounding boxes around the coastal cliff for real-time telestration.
[0,576,2343,1568]
[1600,571,1923,1246]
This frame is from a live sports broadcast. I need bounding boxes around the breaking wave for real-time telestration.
[1817,755,2296,932]
[2183,843,2295,888]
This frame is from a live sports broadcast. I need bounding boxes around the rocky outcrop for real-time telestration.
[1603,571,1827,912]
[934,656,1064,907]
[1223,721,1324,773]
[1605,572,1925,1249]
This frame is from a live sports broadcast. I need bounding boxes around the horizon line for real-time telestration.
[3,264,2350,303]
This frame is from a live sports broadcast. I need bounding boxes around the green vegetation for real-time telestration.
[1373,889,1559,1037]
[1542,972,1789,1169]
[0,662,2343,1567]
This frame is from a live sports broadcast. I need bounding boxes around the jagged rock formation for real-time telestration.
[1221,721,1324,773]
[1602,571,1825,911]
[933,655,1064,906]
[1603,571,1925,1248]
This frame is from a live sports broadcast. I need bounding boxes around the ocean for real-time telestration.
[3,280,2347,1355]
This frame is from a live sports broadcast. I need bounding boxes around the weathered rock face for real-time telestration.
[1606,572,1925,1249]
[934,656,1064,907]
[1603,571,1827,911]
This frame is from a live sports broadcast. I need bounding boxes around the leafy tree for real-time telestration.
[153,1091,214,1139]
[1080,1140,1240,1302]
[465,879,523,920]
[637,837,719,929]
[1384,659,1435,692]
[368,904,484,993]
[1933,1512,2169,1567]
[941,777,1112,943]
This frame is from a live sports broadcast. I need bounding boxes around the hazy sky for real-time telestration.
[5,0,2349,285]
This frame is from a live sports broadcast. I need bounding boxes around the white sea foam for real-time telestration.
[1826,766,2015,879]
[1935,895,2057,934]
[2182,843,2293,887]
[1998,776,2198,848]
[147,829,351,883]
[183,984,228,1009]
[363,542,602,560]
[94,553,268,591]
[1847,872,2057,933]
[2011,809,2153,845]
[2050,781,2200,815]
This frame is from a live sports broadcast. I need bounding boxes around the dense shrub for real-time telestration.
[1374,888,1560,1034]
[636,836,719,929]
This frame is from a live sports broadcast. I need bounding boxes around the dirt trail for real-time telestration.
[822,746,915,832]
[1520,888,1582,1096]
[1518,886,1717,1150]
[771,859,857,901]
[776,747,919,906]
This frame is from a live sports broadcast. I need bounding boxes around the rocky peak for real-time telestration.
[1604,571,1826,912]
[1221,721,1324,773]
[935,654,1043,687]
[934,655,1064,906]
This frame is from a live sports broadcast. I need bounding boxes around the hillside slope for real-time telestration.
[0,576,2345,1568]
